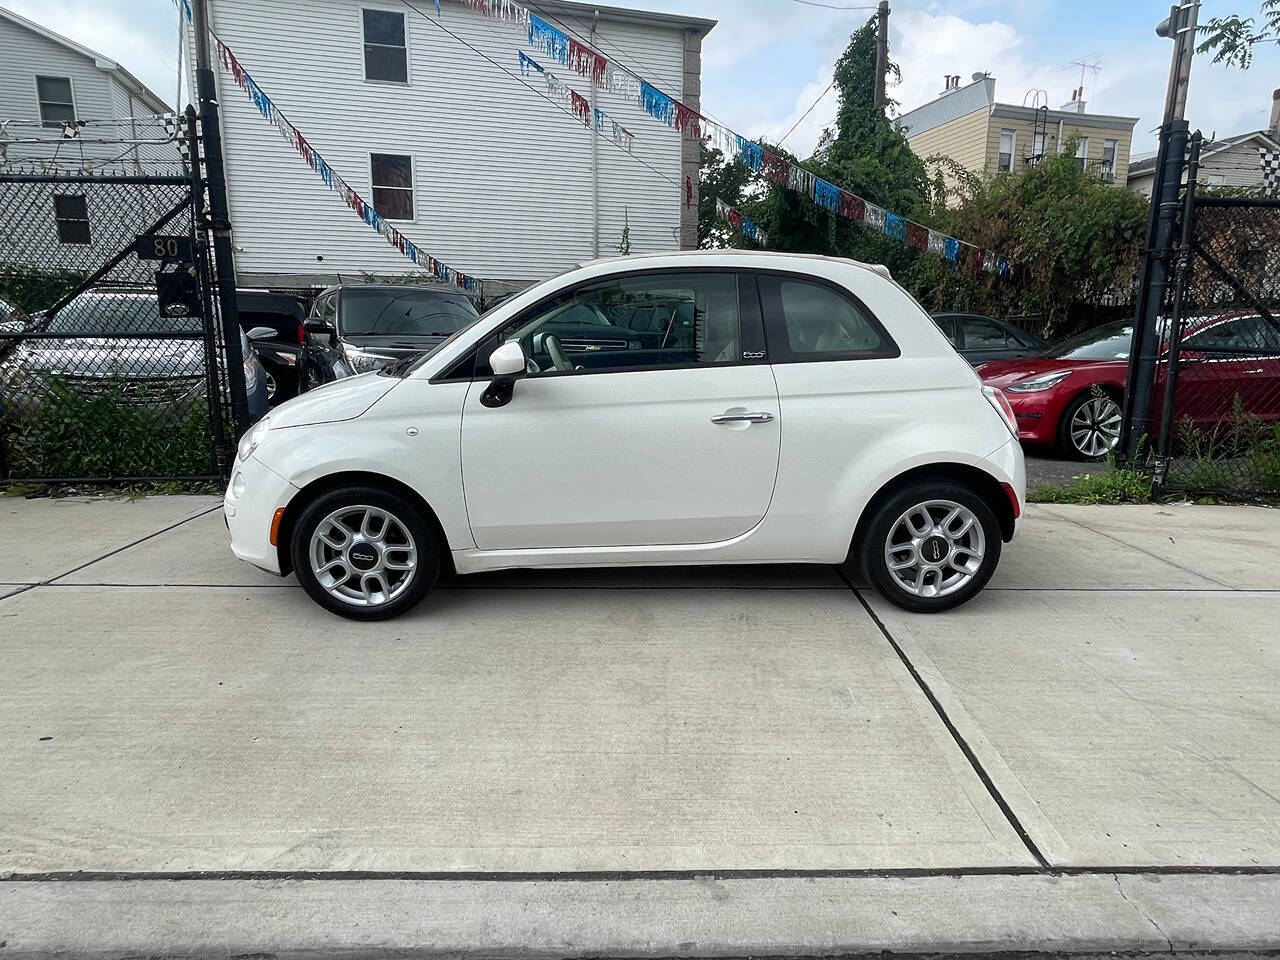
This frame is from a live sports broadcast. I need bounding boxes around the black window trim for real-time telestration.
[431,266,770,384]
[361,6,410,85]
[756,268,900,364]
[53,192,91,245]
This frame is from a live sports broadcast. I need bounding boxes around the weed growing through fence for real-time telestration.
[1029,458,1155,504]
[2,375,216,479]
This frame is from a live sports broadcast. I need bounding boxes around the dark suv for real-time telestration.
[298,284,480,392]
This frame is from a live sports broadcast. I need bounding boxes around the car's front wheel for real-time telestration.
[860,481,1002,613]
[1060,390,1122,461]
[291,486,439,621]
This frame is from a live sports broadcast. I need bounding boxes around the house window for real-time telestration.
[53,194,91,244]
[362,9,408,83]
[1100,139,1117,181]
[1075,137,1089,170]
[998,130,1015,173]
[1032,131,1047,162]
[370,153,414,220]
[36,76,75,127]
[1205,173,1226,186]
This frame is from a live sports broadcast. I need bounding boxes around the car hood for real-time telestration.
[343,333,448,355]
[978,355,1119,388]
[267,371,398,428]
[7,338,206,379]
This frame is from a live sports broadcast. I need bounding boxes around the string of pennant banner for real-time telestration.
[214,38,480,290]
[189,0,1010,282]
[445,0,1010,277]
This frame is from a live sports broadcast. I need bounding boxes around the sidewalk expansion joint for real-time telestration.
[834,567,1052,870]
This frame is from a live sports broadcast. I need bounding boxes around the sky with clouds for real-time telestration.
[4,0,1277,158]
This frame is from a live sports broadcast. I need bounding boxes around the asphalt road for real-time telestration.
[1024,448,1109,489]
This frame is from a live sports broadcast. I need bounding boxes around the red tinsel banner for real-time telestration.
[570,90,591,125]
[907,222,929,251]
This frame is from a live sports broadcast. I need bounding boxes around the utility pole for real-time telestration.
[1118,0,1199,459]
[191,0,250,436]
[873,1,889,110]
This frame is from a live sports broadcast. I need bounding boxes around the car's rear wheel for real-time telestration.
[291,485,439,621]
[1060,390,1122,460]
[861,481,1002,613]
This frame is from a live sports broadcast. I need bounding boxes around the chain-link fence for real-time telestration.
[1152,196,1280,495]
[0,114,239,485]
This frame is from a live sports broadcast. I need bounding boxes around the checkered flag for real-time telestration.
[1260,147,1280,198]
[160,113,192,163]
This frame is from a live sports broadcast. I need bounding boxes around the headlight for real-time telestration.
[1005,371,1071,393]
[237,417,271,462]
[343,345,395,374]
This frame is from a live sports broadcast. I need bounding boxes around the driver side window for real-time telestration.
[487,271,742,376]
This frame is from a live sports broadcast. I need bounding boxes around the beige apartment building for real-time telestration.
[899,74,1139,194]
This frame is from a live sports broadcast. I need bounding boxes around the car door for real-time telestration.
[1177,314,1280,424]
[460,269,780,550]
[957,316,1022,365]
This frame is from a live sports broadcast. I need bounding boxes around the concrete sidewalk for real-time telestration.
[1,494,1278,956]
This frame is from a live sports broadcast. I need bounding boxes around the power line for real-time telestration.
[779,80,834,147]
[395,0,680,189]
[789,0,879,9]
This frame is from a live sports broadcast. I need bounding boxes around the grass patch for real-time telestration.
[1029,462,1155,505]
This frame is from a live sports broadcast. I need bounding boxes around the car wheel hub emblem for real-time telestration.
[920,535,950,564]
[347,542,380,571]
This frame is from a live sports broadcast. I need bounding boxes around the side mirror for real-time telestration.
[246,326,277,342]
[481,341,527,408]
[304,318,334,336]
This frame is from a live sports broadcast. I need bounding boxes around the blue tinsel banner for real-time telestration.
[527,14,569,65]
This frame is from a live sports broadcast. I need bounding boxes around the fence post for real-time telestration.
[192,0,250,438]
[1152,131,1203,494]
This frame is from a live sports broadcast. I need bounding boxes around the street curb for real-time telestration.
[4,872,1280,958]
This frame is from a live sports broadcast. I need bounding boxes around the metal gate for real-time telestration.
[1145,136,1280,495]
[0,112,243,485]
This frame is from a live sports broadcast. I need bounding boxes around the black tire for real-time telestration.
[860,480,1002,614]
[1058,389,1123,461]
[291,485,439,621]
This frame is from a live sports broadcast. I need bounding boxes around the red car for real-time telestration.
[978,314,1280,459]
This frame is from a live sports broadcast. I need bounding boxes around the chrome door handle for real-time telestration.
[711,411,774,424]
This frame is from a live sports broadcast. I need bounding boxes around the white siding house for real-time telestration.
[1128,92,1280,198]
[0,6,175,272]
[188,0,714,291]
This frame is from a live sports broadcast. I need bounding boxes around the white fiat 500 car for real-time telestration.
[225,251,1025,620]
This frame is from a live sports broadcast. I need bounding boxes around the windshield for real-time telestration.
[44,295,202,335]
[340,288,479,337]
[1047,321,1133,361]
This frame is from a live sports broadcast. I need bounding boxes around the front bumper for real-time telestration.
[1002,391,1060,445]
[223,453,297,575]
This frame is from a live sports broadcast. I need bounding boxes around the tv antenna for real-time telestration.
[1067,57,1103,101]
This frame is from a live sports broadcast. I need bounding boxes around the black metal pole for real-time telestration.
[1119,1,1200,459]
[1152,131,1202,491]
[192,0,250,437]
[1120,118,1189,458]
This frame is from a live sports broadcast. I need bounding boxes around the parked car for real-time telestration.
[931,313,1050,366]
[225,251,1025,621]
[298,284,480,391]
[977,313,1280,459]
[238,290,306,406]
[0,290,268,421]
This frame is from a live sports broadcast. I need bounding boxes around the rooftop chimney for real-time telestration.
[1271,88,1280,136]
[940,74,962,96]
[1061,88,1087,113]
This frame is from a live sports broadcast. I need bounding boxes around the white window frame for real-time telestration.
[1075,136,1090,169]
[997,129,1016,173]
[1100,138,1118,180]
[1205,172,1226,186]
[369,152,416,222]
[359,6,410,85]
[34,74,77,127]
[1032,131,1047,160]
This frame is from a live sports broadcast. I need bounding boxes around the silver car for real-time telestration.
[0,290,267,420]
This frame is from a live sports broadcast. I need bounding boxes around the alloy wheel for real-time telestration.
[883,499,987,599]
[1069,395,1121,459]
[308,504,419,607]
